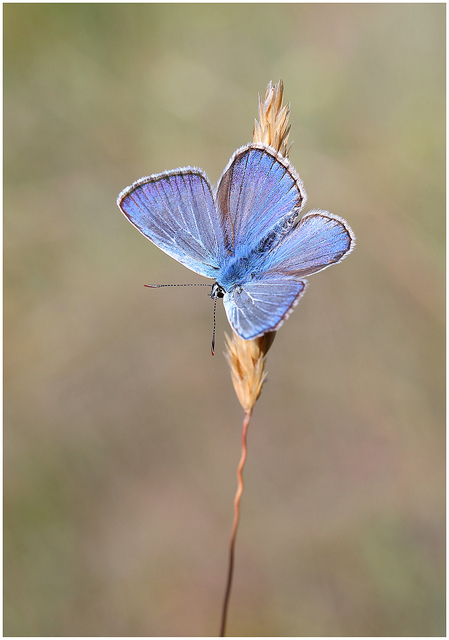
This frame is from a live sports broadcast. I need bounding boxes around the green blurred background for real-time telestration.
[4,3,445,637]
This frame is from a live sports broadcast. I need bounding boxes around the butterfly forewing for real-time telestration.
[216,143,306,254]
[118,169,225,278]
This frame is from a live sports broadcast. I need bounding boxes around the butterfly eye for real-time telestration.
[211,283,225,299]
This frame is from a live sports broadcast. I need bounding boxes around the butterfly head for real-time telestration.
[210,282,225,300]
[209,283,226,356]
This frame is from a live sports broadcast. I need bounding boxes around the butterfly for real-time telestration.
[117,142,355,343]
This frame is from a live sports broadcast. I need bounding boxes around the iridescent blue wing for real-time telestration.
[223,277,306,340]
[263,210,355,277]
[223,211,354,340]
[215,143,306,253]
[117,169,225,278]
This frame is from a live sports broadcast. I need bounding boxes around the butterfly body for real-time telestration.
[216,245,266,291]
[118,143,355,340]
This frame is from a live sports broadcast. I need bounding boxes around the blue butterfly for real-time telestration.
[117,143,355,341]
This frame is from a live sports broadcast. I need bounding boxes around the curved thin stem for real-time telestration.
[219,409,252,637]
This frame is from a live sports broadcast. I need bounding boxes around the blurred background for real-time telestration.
[4,4,445,637]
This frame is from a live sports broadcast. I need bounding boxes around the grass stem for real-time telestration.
[219,409,252,636]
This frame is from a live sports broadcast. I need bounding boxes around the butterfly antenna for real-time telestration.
[211,296,218,356]
[144,283,210,288]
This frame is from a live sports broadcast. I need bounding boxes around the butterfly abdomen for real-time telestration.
[253,211,298,256]
[217,210,301,292]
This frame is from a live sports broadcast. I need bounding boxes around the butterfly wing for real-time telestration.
[223,277,306,340]
[263,210,355,278]
[117,169,226,278]
[223,211,354,340]
[215,143,306,253]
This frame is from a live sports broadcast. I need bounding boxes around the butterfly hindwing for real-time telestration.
[224,277,306,340]
[263,210,355,278]
[118,169,225,278]
[222,211,354,340]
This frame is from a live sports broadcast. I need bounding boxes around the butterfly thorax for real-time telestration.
[215,212,299,294]
[215,249,267,294]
